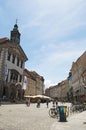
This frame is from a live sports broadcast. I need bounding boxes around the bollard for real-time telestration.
[58,106,67,122]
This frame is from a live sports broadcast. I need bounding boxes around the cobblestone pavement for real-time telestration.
[0,103,86,130]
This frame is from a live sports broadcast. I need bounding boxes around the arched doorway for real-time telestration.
[10,84,16,102]
[15,83,22,100]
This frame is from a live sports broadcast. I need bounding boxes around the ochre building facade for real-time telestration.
[24,69,45,96]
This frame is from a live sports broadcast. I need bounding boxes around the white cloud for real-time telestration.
[0,0,86,88]
[26,39,86,88]
[18,0,86,45]
[2,0,85,44]
[44,80,56,88]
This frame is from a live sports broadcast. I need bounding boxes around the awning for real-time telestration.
[24,95,52,100]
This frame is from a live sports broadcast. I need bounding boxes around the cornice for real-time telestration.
[0,41,28,61]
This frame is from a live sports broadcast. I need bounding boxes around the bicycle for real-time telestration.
[70,103,85,114]
[49,107,59,118]
[49,106,69,118]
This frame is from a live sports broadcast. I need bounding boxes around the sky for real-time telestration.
[0,0,86,88]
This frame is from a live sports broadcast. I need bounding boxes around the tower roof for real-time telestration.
[10,22,21,44]
[13,24,18,31]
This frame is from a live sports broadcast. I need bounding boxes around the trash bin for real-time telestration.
[58,106,67,122]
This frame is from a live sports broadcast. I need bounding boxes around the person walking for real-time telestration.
[26,98,30,107]
[52,100,55,107]
[28,98,30,107]
[56,100,58,108]
[37,99,41,108]
[46,100,49,108]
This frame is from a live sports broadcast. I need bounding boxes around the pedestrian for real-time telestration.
[26,98,30,107]
[56,100,58,108]
[28,98,30,107]
[52,100,55,107]
[26,98,28,106]
[46,100,49,108]
[37,99,41,108]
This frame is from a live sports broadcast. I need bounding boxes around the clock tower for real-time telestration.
[10,22,21,44]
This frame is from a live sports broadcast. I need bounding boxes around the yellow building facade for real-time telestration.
[24,69,44,96]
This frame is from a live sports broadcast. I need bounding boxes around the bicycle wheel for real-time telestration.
[66,109,69,117]
[56,109,60,119]
[49,108,57,118]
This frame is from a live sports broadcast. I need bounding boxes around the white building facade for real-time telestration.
[0,24,28,101]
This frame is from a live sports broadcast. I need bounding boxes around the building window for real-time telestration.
[10,70,18,82]
[21,61,23,68]
[17,58,20,66]
[12,55,15,64]
[7,52,11,61]
[19,75,22,82]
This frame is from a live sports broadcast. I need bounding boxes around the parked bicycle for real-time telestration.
[70,103,85,113]
[49,106,59,118]
[49,106,69,118]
